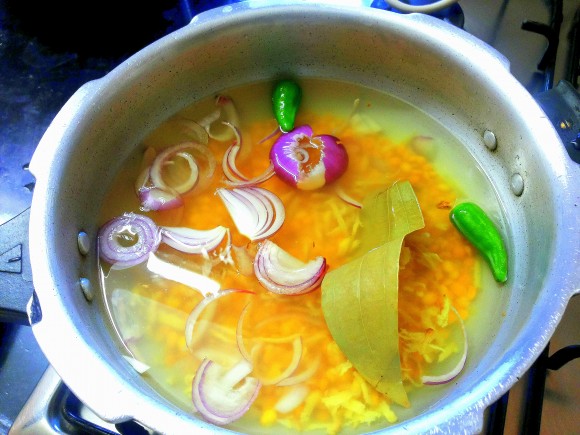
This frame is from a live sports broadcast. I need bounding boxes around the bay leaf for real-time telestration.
[321,181,424,407]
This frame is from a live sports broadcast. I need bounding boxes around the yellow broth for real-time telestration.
[98,79,506,434]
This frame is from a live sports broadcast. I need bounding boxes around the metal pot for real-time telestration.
[22,1,580,433]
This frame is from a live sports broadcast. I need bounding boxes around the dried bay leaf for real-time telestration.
[321,181,424,407]
[358,180,425,254]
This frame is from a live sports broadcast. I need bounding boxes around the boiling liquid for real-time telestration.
[99,79,506,433]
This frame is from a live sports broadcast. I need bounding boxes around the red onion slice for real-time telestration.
[135,162,183,212]
[223,144,246,183]
[277,357,321,387]
[149,143,216,196]
[198,95,241,142]
[335,186,362,209]
[181,119,210,145]
[274,385,309,414]
[134,147,157,194]
[236,303,253,361]
[160,226,227,254]
[197,108,221,134]
[258,125,281,144]
[254,240,326,295]
[192,358,261,426]
[139,185,184,212]
[216,187,285,241]
[220,122,275,187]
[222,142,275,187]
[270,124,348,190]
[259,337,303,386]
[228,164,275,188]
[421,305,468,385]
[98,213,160,270]
[150,145,200,194]
[185,289,252,350]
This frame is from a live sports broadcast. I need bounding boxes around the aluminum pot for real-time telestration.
[26,1,580,434]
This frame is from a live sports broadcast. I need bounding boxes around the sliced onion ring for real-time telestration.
[161,226,227,254]
[198,95,241,142]
[221,122,275,187]
[192,358,261,426]
[275,385,310,414]
[98,213,160,269]
[335,186,362,209]
[185,289,253,350]
[277,357,321,387]
[150,145,200,194]
[134,147,158,194]
[197,108,221,135]
[217,187,285,241]
[139,185,184,212]
[254,240,326,295]
[258,337,303,386]
[224,146,275,187]
[180,119,210,145]
[236,303,253,361]
[258,125,281,144]
[421,305,468,385]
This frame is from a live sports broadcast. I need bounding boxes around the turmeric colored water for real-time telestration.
[99,79,496,434]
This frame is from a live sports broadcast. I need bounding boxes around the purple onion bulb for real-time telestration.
[269,125,348,190]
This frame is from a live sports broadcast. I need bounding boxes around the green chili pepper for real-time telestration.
[449,202,508,283]
[272,79,302,132]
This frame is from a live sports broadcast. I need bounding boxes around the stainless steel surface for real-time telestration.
[9,366,64,435]
[2,0,579,434]
[23,1,579,434]
[9,366,121,435]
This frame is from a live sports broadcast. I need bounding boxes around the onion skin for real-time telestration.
[270,125,348,190]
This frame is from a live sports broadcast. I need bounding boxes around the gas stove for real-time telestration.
[1,1,578,434]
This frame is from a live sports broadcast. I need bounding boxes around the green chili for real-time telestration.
[272,79,302,132]
[449,202,508,283]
